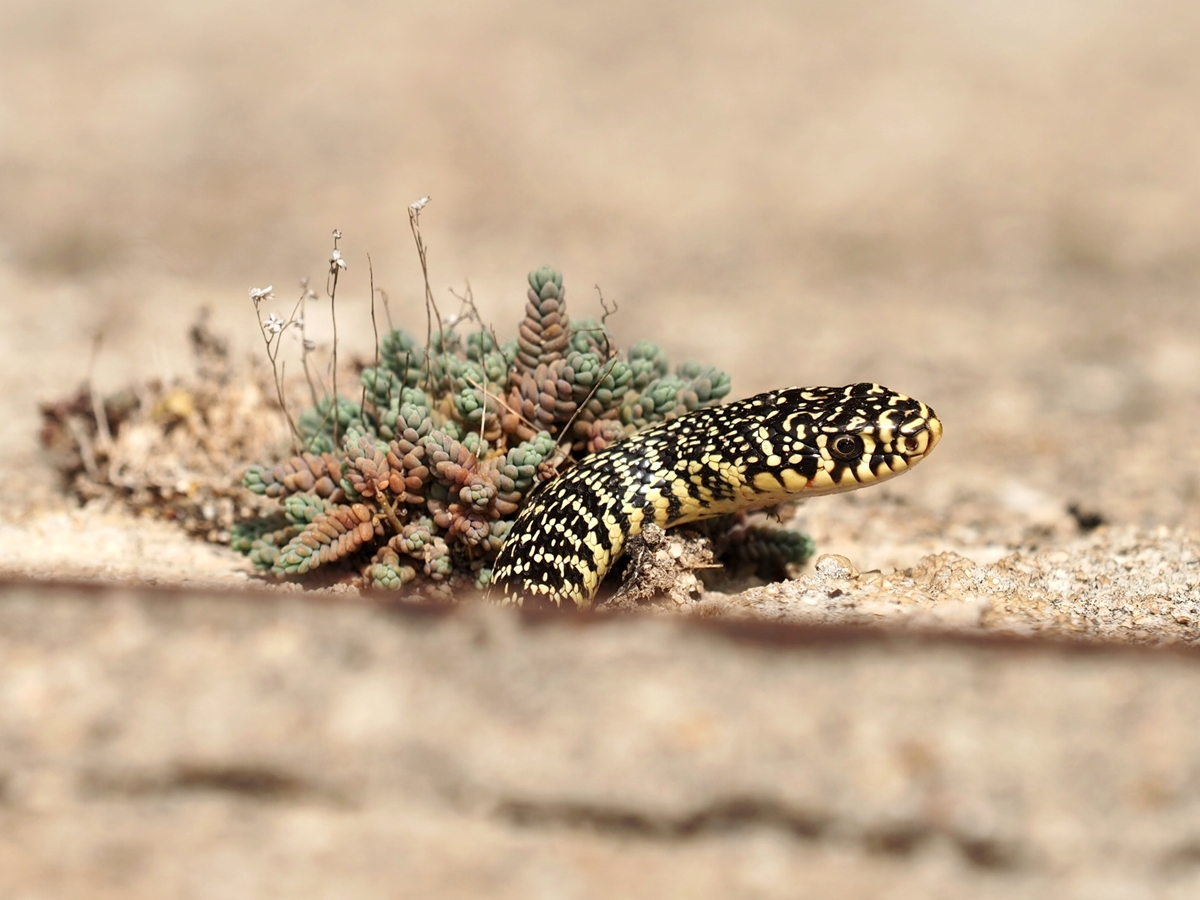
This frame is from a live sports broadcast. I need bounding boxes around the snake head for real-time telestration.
[763,383,942,497]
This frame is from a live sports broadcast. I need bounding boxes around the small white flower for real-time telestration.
[409,196,430,212]
[329,248,347,274]
[263,312,284,335]
[303,339,317,352]
[249,285,274,302]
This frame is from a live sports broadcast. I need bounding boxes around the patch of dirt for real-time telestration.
[703,527,1200,645]
[37,313,288,545]
[608,523,715,610]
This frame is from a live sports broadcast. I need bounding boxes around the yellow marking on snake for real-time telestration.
[488,383,941,608]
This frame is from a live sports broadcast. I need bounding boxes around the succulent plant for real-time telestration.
[232,265,774,598]
[627,340,670,390]
[516,266,571,374]
[366,546,419,590]
[620,375,698,427]
[243,451,344,501]
[380,329,427,387]
[715,522,816,582]
[298,395,368,453]
[568,318,615,357]
[273,502,381,576]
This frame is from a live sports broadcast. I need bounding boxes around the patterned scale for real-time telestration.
[489,382,942,608]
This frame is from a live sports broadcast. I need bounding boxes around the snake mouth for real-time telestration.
[924,412,943,455]
[858,406,943,485]
[905,409,942,461]
[892,402,941,464]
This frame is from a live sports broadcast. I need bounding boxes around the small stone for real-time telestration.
[815,554,858,580]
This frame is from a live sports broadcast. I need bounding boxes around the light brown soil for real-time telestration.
[5,1,1200,895]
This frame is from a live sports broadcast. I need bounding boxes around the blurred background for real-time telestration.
[4,0,1200,541]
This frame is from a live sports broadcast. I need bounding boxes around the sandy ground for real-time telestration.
[8,584,1200,900]
[5,0,1200,895]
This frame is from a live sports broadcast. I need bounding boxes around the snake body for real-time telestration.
[489,382,941,608]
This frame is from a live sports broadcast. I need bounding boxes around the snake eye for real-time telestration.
[829,434,863,461]
[904,435,922,453]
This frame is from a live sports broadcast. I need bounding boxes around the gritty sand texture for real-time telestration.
[5,1,1200,895]
[714,527,1200,644]
[5,584,1200,900]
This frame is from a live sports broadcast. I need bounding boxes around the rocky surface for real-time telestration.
[715,527,1200,644]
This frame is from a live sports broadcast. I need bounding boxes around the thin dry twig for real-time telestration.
[449,280,497,446]
[66,417,100,481]
[408,197,443,394]
[544,284,622,448]
[296,277,321,407]
[463,375,539,435]
[556,355,621,450]
[364,253,384,417]
[377,492,405,535]
[326,229,347,448]
[249,285,303,451]
[378,287,394,333]
[87,331,113,450]
[595,284,619,360]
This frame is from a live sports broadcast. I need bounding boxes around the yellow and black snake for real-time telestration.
[489,382,941,608]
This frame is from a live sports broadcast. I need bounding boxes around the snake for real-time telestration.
[488,382,942,608]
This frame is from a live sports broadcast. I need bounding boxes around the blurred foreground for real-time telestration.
[3,581,1200,900]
